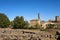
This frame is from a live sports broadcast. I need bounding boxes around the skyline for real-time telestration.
[0,0,60,22]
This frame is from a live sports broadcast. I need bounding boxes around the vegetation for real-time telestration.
[35,23,40,29]
[46,24,56,29]
[9,21,14,28]
[0,13,39,29]
[0,13,10,28]
[12,16,29,29]
[0,13,29,29]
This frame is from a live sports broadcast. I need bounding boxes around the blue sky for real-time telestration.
[0,0,60,22]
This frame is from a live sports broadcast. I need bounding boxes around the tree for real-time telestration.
[9,21,14,28]
[13,16,21,29]
[0,13,10,28]
[35,23,40,29]
[13,16,29,29]
[23,21,29,29]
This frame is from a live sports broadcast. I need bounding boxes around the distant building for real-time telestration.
[55,16,60,21]
[42,16,60,29]
[30,13,40,27]
[49,16,60,23]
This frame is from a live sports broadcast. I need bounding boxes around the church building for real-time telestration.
[30,13,40,27]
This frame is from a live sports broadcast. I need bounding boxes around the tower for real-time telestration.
[38,12,40,20]
[55,16,60,21]
[38,12,40,25]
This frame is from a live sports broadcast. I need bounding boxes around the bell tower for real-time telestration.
[38,12,40,20]
[37,12,40,25]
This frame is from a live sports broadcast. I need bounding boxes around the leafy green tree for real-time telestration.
[13,16,29,29]
[24,21,29,29]
[0,13,10,28]
[13,16,21,29]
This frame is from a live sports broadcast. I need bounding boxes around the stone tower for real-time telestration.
[38,12,40,20]
[38,12,40,25]
[55,16,60,21]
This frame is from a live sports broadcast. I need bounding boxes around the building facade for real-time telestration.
[30,13,40,27]
[55,16,60,21]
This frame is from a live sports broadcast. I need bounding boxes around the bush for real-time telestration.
[46,24,56,29]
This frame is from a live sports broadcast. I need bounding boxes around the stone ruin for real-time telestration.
[0,29,57,40]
